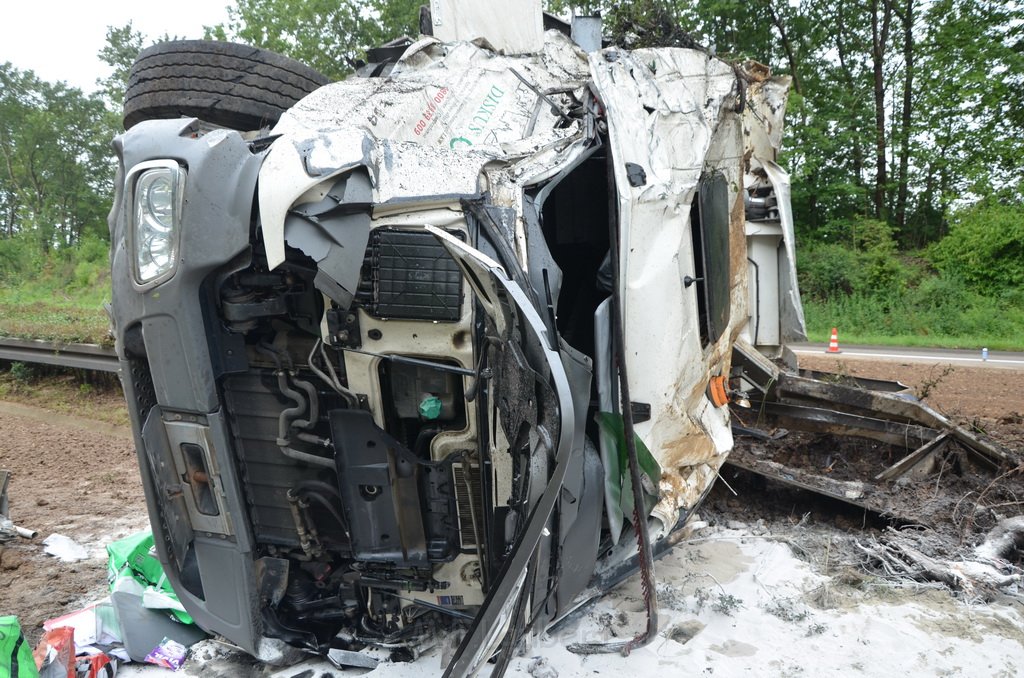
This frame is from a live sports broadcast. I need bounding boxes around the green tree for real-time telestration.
[0,64,116,253]
[910,0,1024,241]
[206,0,421,80]
[97,22,146,110]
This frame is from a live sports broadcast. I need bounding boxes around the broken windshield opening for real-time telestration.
[538,148,611,359]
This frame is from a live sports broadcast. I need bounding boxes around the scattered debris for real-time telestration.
[665,620,705,644]
[110,583,205,662]
[857,517,1024,600]
[729,343,1020,535]
[76,651,117,678]
[711,593,744,616]
[41,534,88,562]
[526,657,559,678]
[0,470,38,542]
[43,601,120,648]
[107,532,193,625]
[33,626,75,678]
[144,637,189,670]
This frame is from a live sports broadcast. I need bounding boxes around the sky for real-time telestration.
[0,0,232,93]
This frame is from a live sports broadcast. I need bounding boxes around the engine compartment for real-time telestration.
[206,211,508,653]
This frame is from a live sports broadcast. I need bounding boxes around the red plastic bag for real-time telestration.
[32,626,74,678]
[75,651,115,678]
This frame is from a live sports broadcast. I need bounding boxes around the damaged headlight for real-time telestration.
[127,160,185,288]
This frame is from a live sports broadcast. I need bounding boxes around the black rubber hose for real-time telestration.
[294,489,349,536]
[276,371,307,443]
[291,375,320,430]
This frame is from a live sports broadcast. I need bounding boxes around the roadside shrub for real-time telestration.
[9,361,34,383]
[930,199,1024,294]
[851,218,906,296]
[0,234,44,285]
[73,234,109,264]
[798,217,907,302]
[797,243,865,300]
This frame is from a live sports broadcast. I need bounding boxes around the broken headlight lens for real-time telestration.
[128,161,184,287]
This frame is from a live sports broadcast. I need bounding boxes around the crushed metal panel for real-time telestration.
[761,161,806,343]
[261,33,592,275]
[429,0,545,54]
[275,36,587,149]
[589,48,744,520]
[743,73,807,345]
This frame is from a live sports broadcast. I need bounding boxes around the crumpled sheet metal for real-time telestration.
[744,75,807,343]
[260,31,592,271]
[743,73,790,162]
[760,161,807,342]
[274,34,588,150]
[429,0,545,55]
[588,48,744,504]
[260,33,796,523]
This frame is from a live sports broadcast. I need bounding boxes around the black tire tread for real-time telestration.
[127,72,310,109]
[123,40,329,131]
[128,52,326,93]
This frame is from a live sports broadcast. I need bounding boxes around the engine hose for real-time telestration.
[256,343,283,370]
[276,371,307,442]
[309,340,360,408]
[279,445,335,469]
[291,375,320,430]
[295,431,331,447]
[294,480,345,502]
[273,370,334,468]
[294,489,349,535]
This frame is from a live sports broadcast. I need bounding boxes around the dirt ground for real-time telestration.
[0,397,148,644]
[0,353,1021,659]
[798,353,1024,444]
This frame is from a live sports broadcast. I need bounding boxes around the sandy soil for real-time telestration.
[0,355,1021,674]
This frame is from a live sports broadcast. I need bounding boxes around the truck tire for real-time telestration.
[123,40,329,131]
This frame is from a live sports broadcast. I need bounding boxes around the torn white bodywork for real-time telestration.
[258,30,804,539]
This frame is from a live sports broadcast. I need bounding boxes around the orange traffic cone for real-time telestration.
[826,327,841,354]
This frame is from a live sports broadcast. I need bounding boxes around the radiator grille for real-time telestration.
[222,371,343,548]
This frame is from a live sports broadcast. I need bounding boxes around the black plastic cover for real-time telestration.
[330,409,429,565]
[364,229,463,321]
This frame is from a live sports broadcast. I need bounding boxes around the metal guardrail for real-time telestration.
[0,337,118,373]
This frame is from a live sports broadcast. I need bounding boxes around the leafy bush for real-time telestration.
[799,205,1024,348]
[798,217,908,301]
[0,234,112,343]
[73,234,110,265]
[803,269,1024,348]
[0,233,44,284]
[797,243,865,299]
[9,361,34,383]
[798,248,907,301]
[930,199,1024,294]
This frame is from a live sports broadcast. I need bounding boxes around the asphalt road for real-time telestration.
[790,342,1024,370]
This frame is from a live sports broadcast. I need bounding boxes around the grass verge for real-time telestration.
[0,302,112,346]
[803,295,1024,352]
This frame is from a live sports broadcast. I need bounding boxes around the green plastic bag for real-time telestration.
[0,616,39,678]
[595,411,662,535]
[106,531,193,625]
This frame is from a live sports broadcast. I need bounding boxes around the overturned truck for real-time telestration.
[108,11,811,675]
